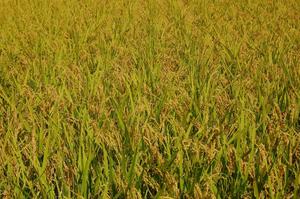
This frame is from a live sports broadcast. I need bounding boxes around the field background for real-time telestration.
[0,0,300,198]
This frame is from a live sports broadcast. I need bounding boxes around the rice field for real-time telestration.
[0,0,300,198]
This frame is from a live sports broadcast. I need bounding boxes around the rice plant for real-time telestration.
[0,0,299,198]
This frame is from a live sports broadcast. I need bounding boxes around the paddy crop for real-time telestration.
[0,0,299,198]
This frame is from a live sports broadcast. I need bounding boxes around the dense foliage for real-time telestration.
[0,0,299,198]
